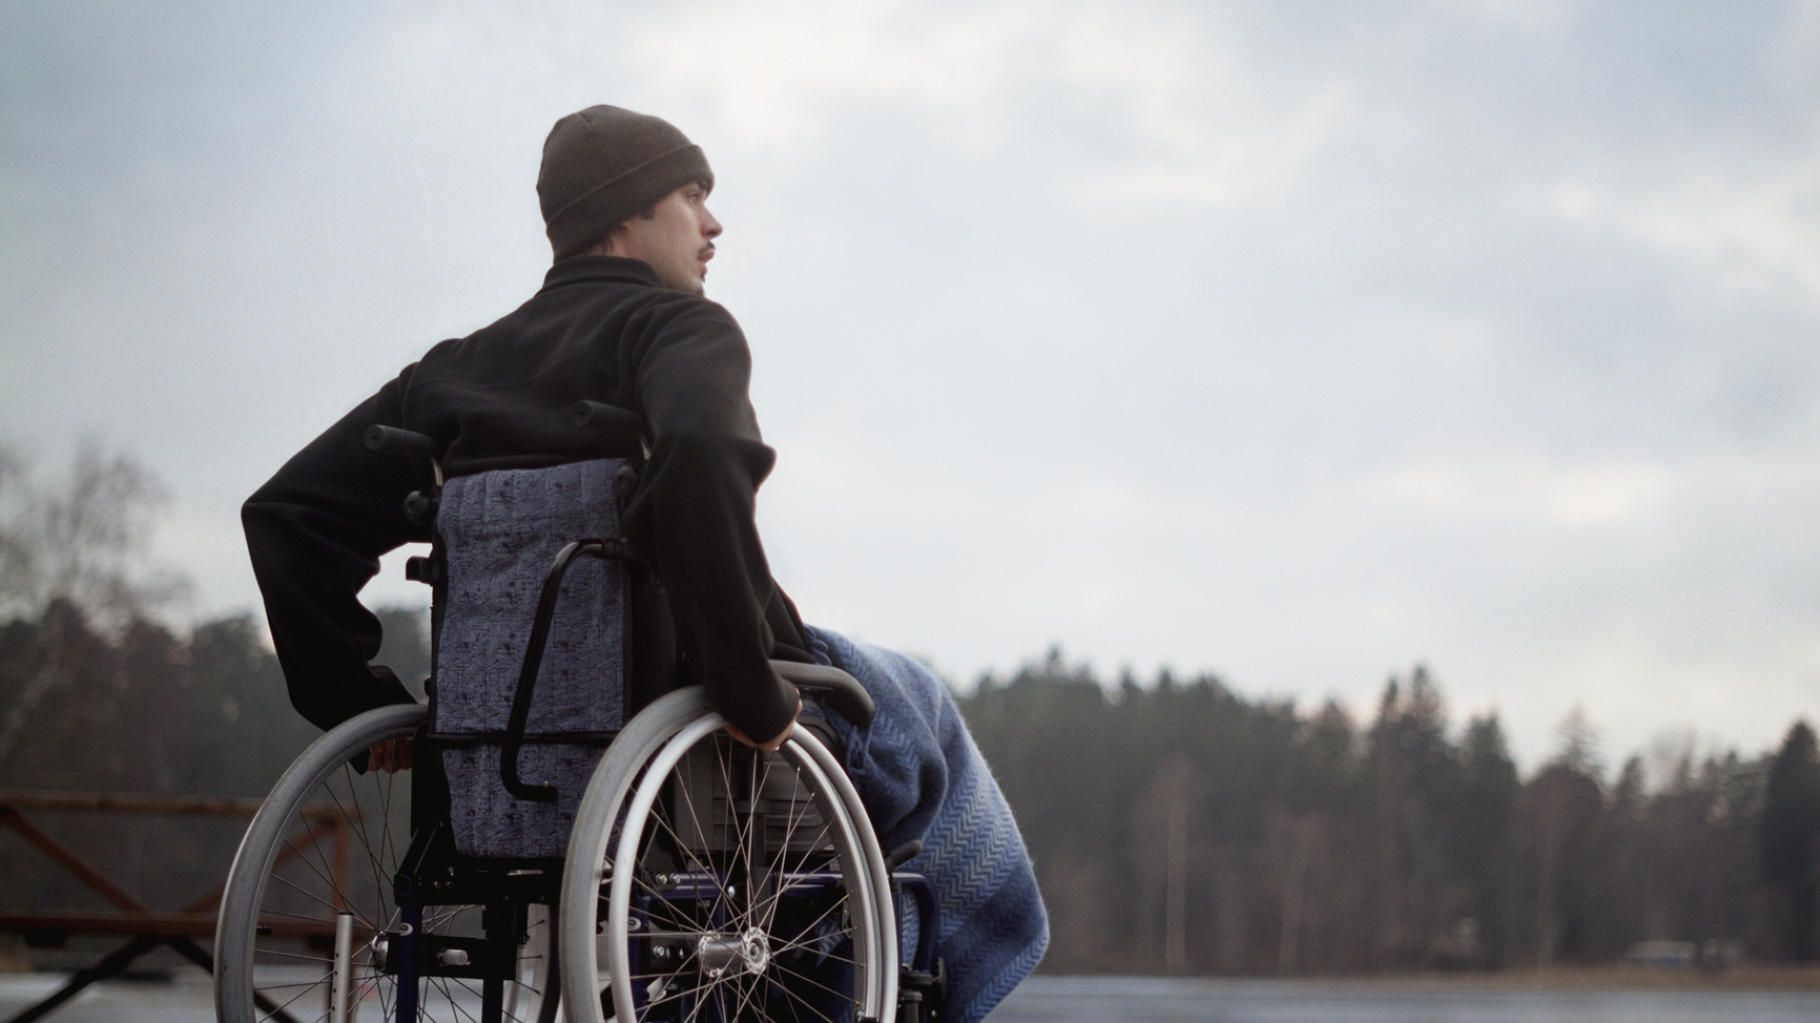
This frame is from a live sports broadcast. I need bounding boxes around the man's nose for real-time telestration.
[702,208,723,238]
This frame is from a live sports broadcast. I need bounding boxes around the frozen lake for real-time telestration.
[992,975,1820,1022]
[5,970,1820,1021]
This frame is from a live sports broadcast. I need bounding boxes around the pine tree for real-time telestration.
[1761,721,1820,960]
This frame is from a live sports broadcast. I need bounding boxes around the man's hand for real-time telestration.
[369,737,413,773]
[724,695,803,753]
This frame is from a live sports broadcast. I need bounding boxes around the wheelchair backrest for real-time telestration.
[430,457,634,859]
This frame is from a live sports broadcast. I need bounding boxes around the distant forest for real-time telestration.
[961,653,1819,973]
[1,443,1817,975]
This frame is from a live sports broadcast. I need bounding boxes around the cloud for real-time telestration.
[1364,457,1677,528]
[1546,155,1820,316]
[3,0,1818,771]
[618,0,1028,147]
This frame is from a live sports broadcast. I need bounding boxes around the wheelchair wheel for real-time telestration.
[215,704,556,1023]
[559,686,897,1023]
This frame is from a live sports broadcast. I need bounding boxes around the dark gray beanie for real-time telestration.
[537,104,714,260]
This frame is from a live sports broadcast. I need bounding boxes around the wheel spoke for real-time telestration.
[255,967,332,1022]
[772,932,860,965]
[250,948,337,965]
[753,768,812,921]
[325,763,392,912]
[629,866,719,936]
[446,975,534,1023]
[432,974,478,1023]
[745,816,836,932]
[722,971,763,1023]
[741,745,762,924]
[267,869,360,922]
[583,702,886,1023]
[250,979,333,992]
[767,893,853,958]
[641,966,736,1019]
[377,765,402,883]
[766,971,847,1023]
[275,830,353,920]
[673,750,737,927]
[641,806,737,922]
[376,965,394,1023]
[764,956,860,1011]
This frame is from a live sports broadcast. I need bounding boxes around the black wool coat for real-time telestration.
[243,256,807,742]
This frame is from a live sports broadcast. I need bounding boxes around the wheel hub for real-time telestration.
[740,927,771,974]
[696,927,771,978]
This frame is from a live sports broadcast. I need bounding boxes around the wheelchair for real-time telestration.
[214,418,943,1023]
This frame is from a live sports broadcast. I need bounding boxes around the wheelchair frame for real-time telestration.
[214,419,943,1023]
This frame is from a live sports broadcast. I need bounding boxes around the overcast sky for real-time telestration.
[3,0,1816,773]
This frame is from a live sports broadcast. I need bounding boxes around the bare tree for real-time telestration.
[0,438,190,763]
[0,437,189,628]
[0,445,34,594]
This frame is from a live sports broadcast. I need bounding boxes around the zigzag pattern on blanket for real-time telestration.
[804,626,1049,1023]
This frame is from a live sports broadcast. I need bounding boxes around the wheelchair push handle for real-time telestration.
[364,425,443,523]
[363,424,439,458]
[572,399,642,431]
[773,661,875,729]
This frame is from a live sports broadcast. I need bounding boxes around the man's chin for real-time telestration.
[660,272,706,296]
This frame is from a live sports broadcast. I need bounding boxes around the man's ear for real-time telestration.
[582,226,626,258]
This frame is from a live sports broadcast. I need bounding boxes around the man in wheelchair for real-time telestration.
[229,105,1045,1023]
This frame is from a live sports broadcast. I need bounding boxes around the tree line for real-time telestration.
[957,651,1819,973]
[1,442,1815,974]
[4,596,1815,975]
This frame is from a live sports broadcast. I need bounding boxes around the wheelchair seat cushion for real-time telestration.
[432,458,632,859]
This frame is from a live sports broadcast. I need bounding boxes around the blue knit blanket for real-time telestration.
[804,626,1048,1023]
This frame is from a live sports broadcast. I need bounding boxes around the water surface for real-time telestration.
[991,975,1820,1022]
[5,971,1819,1021]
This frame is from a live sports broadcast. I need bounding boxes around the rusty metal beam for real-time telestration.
[0,809,149,915]
[0,789,343,818]
[0,911,335,940]
[0,791,359,1023]
[3,935,159,1023]
[172,812,345,916]
[0,791,267,815]
[1,807,349,922]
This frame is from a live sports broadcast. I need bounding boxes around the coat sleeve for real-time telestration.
[242,369,424,732]
[621,298,799,741]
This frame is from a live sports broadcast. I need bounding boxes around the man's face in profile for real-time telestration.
[615,182,721,296]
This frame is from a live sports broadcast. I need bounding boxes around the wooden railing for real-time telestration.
[0,789,349,1023]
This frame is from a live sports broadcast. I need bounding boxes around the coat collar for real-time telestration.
[542,255,662,291]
